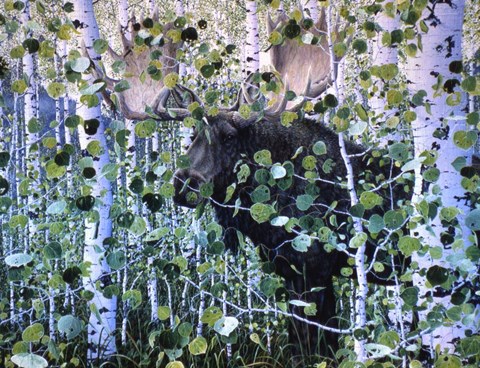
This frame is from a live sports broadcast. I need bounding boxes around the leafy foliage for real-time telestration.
[0,1,479,368]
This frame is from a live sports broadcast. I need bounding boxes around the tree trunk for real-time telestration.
[73,0,117,360]
[301,0,319,23]
[405,0,475,355]
[244,0,260,75]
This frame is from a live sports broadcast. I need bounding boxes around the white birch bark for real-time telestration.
[327,6,368,361]
[119,0,131,41]
[21,1,38,156]
[301,0,319,23]
[404,0,478,354]
[244,0,260,74]
[175,0,185,17]
[370,11,399,124]
[73,0,117,359]
[21,0,39,253]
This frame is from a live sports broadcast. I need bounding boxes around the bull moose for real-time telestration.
[95,10,409,361]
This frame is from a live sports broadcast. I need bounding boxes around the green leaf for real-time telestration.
[106,251,126,270]
[0,151,10,167]
[352,39,367,53]
[22,38,40,53]
[251,185,270,203]
[368,214,384,233]
[465,209,480,230]
[10,45,26,59]
[145,227,169,242]
[11,353,48,368]
[379,64,398,81]
[188,336,207,355]
[114,79,130,92]
[349,232,367,248]
[200,64,215,78]
[254,150,272,165]
[426,265,449,286]
[451,156,466,171]
[158,306,171,321]
[384,210,404,229]
[386,89,403,105]
[200,306,223,326]
[466,112,479,126]
[268,30,283,45]
[406,43,417,57]
[398,236,421,257]
[378,330,400,349]
[323,94,338,108]
[79,82,104,95]
[166,362,184,368]
[164,72,179,88]
[71,57,90,73]
[388,142,409,161]
[349,203,365,218]
[135,119,157,138]
[333,42,347,58]
[458,336,480,358]
[360,191,382,210]
[313,141,327,155]
[0,197,13,213]
[401,287,419,306]
[296,194,314,211]
[93,38,108,54]
[178,322,193,337]
[453,130,477,150]
[12,79,27,93]
[250,203,275,223]
[46,82,66,98]
[128,216,147,236]
[44,242,63,260]
[5,253,32,267]
[58,315,82,339]
[434,355,462,368]
[199,182,213,198]
[122,289,142,309]
[86,140,102,157]
[349,120,367,135]
[403,110,417,123]
[22,323,44,342]
[354,104,368,122]
[423,167,440,182]
[9,215,29,229]
[46,200,67,215]
[292,234,311,252]
[461,76,476,92]
[271,164,286,179]
[214,316,239,336]
[302,155,316,170]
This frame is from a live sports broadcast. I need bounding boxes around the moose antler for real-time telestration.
[267,8,335,100]
[86,9,188,121]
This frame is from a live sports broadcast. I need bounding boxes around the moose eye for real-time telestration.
[224,133,235,142]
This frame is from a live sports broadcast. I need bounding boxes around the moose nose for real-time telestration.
[173,169,205,208]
